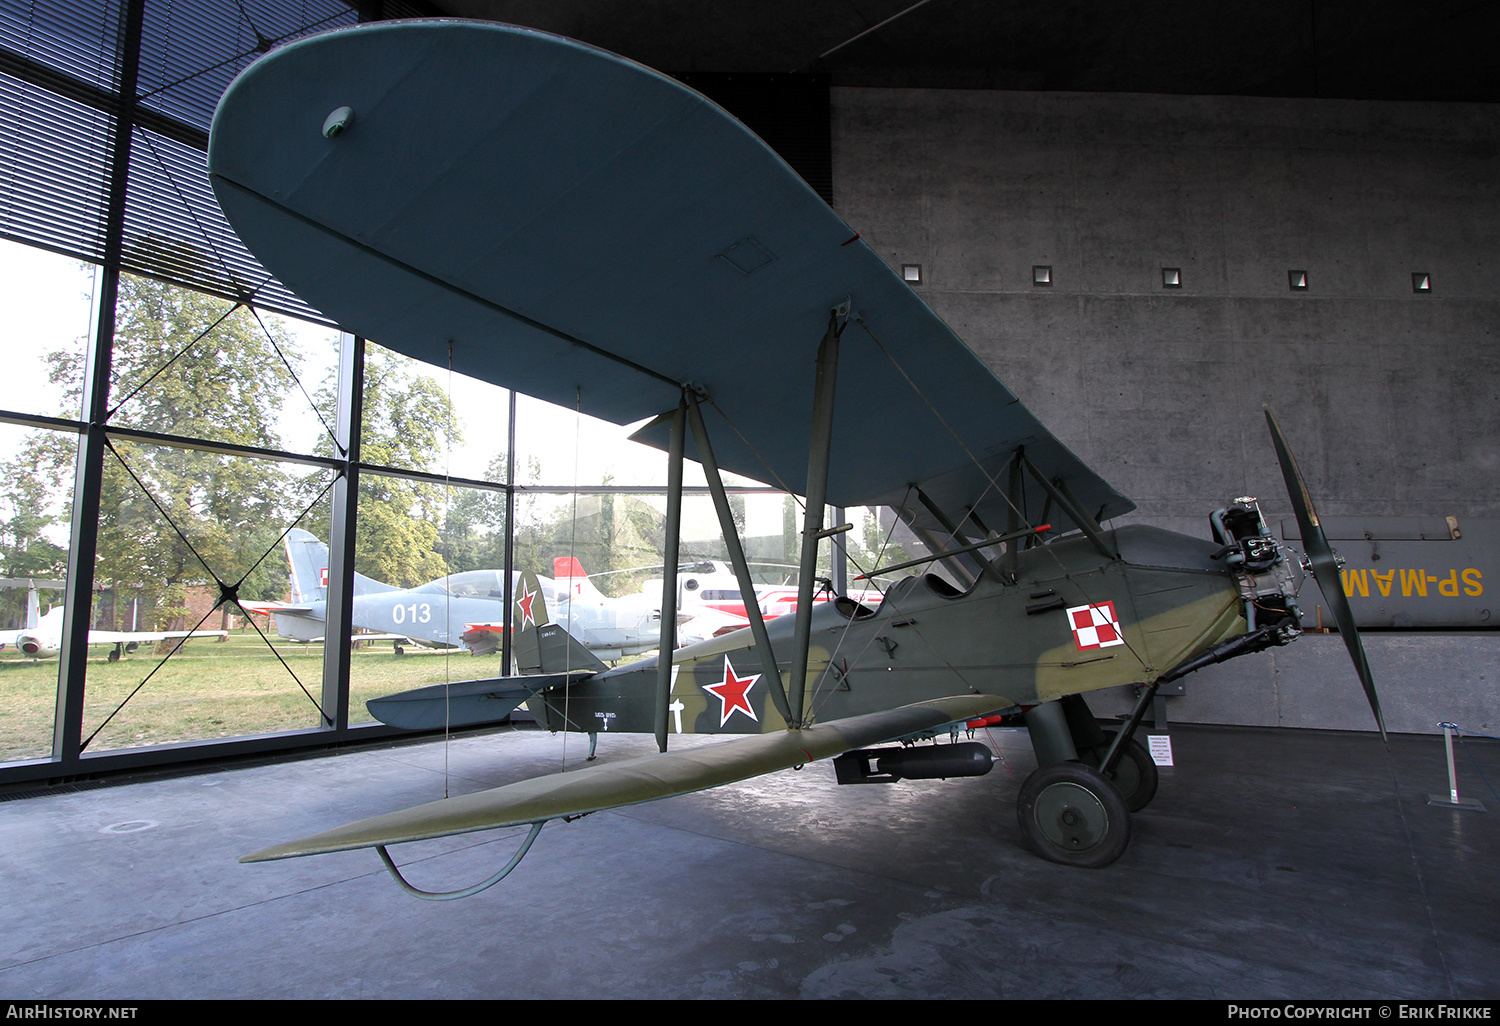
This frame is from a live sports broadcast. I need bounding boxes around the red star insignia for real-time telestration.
[516,583,538,629]
[702,656,760,727]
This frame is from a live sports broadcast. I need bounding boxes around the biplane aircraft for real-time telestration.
[208,19,1383,892]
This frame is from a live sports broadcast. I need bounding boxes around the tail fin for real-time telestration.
[25,585,39,630]
[513,570,606,676]
[284,528,395,601]
[284,529,328,604]
[552,556,606,601]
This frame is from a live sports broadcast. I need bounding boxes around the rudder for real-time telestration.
[513,570,606,676]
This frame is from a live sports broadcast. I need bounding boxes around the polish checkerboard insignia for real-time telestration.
[1067,601,1124,650]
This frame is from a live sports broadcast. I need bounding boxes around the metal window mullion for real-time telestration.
[0,48,203,148]
[54,0,144,767]
[321,331,364,732]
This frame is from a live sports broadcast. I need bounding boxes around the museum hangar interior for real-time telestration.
[0,0,1497,1000]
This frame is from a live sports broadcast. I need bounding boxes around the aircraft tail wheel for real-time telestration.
[1081,730,1159,812]
[1016,762,1131,868]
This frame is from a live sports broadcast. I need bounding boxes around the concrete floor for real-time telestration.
[1,722,1496,1000]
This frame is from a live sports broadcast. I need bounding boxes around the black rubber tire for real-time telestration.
[1016,761,1131,868]
[1080,729,1159,813]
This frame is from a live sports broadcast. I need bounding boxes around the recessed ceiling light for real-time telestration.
[1412,272,1431,293]
[1288,269,1308,291]
[1162,267,1182,289]
[902,263,922,284]
[1033,265,1052,286]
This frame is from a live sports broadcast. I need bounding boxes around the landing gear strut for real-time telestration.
[1080,729,1158,813]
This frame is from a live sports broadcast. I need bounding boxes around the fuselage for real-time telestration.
[524,525,1244,737]
[273,571,668,658]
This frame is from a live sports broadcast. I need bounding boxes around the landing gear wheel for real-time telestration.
[1016,762,1131,868]
[1081,730,1159,812]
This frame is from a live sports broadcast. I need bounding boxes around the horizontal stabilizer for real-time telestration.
[366,673,587,730]
[239,603,314,616]
[242,694,1008,863]
[271,610,325,642]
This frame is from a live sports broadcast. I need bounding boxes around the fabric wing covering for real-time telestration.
[209,19,1133,535]
[240,694,1009,861]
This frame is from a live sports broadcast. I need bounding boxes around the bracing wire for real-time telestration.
[853,314,1156,677]
[78,443,344,748]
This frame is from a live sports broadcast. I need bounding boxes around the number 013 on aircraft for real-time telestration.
[208,19,1384,893]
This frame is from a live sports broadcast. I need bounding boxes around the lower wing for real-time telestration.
[242,693,1008,863]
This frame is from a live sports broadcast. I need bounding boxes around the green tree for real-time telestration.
[299,345,460,587]
[17,270,305,629]
[534,492,664,596]
[435,453,509,574]
[0,441,71,627]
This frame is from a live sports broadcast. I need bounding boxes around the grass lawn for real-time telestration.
[0,631,508,762]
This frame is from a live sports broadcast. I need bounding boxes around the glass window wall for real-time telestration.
[345,475,509,725]
[80,438,335,752]
[0,0,911,782]
[0,421,76,762]
[0,239,97,420]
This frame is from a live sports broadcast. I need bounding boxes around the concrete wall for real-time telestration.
[1086,633,1499,739]
[832,88,1500,735]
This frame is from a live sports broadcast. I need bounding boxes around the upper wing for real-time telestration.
[208,20,1131,536]
[242,693,1007,862]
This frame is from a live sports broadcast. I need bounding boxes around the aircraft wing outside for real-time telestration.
[1,605,226,656]
[86,628,229,645]
[242,693,1007,862]
[208,20,1133,540]
[236,601,315,616]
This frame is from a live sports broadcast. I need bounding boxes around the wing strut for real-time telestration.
[915,486,1006,583]
[654,396,687,752]
[787,306,846,727]
[855,522,1051,580]
[1017,450,1116,559]
[687,395,793,725]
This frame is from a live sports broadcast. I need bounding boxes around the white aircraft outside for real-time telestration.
[244,530,743,660]
[0,578,228,661]
[657,560,887,636]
